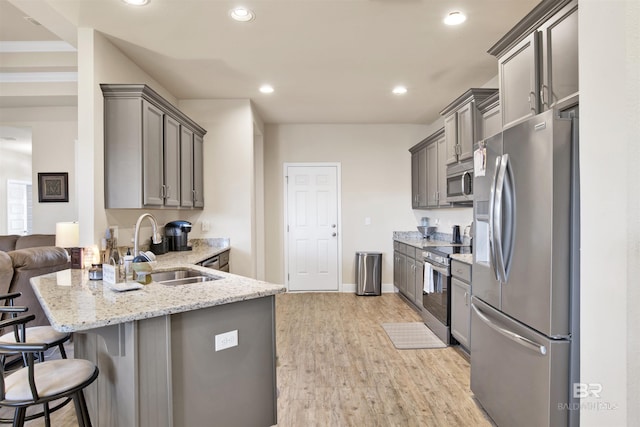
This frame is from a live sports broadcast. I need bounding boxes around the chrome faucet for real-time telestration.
[133,213,162,257]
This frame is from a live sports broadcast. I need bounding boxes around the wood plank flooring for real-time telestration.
[1,292,493,426]
[276,292,493,427]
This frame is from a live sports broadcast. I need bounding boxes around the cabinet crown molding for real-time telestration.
[100,83,207,136]
[487,0,576,58]
[439,88,498,117]
[409,127,444,153]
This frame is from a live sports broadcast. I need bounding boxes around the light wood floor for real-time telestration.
[2,292,493,426]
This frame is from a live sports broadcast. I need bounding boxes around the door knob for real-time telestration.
[331,224,336,228]
[332,232,337,237]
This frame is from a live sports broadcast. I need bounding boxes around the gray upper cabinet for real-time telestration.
[180,127,195,208]
[478,92,502,140]
[409,128,447,209]
[193,134,205,208]
[489,0,578,129]
[411,147,427,208]
[440,89,498,165]
[102,84,207,209]
[164,115,181,207]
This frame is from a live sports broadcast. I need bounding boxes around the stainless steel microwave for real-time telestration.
[446,160,473,203]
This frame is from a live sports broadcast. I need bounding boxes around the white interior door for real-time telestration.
[286,165,339,291]
[7,180,32,235]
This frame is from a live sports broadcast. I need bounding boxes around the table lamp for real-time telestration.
[56,221,82,269]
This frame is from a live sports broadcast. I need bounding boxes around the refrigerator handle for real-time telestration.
[502,156,516,281]
[493,154,508,283]
[472,302,547,356]
[488,156,501,281]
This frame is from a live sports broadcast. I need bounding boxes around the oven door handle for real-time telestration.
[425,262,449,277]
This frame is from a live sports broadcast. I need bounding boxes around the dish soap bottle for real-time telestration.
[123,248,134,281]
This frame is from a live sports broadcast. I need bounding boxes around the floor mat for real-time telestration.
[381,322,446,349]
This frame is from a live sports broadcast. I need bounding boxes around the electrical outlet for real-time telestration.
[215,330,238,351]
[202,220,210,232]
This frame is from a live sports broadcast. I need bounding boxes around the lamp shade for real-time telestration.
[55,222,79,247]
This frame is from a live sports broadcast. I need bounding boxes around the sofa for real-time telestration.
[0,234,70,327]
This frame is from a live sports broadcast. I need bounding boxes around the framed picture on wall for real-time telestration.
[38,172,69,203]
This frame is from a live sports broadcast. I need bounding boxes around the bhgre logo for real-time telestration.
[573,383,602,399]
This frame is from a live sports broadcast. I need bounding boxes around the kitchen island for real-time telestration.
[31,265,286,427]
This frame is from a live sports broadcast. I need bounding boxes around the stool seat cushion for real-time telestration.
[2,359,96,402]
[0,326,69,345]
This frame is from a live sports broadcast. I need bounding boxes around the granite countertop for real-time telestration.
[31,262,285,333]
[153,240,229,265]
[450,253,473,264]
[394,237,469,250]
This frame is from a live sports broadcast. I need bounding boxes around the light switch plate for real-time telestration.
[215,330,238,351]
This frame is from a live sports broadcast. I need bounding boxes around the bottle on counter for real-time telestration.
[124,248,134,281]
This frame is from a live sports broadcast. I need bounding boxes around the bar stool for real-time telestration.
[0,314,98,427]
[0,293,71,367]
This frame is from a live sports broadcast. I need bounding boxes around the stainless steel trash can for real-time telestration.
[355,252,382,296]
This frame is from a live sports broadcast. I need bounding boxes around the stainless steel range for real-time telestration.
[422,245,471,344]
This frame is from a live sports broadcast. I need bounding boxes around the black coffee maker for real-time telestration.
[165,220,192,251]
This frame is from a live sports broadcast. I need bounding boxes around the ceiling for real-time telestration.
[0,0,539,125]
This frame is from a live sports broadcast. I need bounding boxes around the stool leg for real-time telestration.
[59,342,68,359]
[13,407,26,427]
[44,402,52,427]
[73,390,92,427]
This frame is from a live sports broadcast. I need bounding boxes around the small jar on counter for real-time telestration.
[89,264,103,280]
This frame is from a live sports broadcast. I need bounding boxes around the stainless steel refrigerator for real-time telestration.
[471,108,579,427]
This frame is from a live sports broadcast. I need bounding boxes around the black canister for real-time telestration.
[452,225,462,244]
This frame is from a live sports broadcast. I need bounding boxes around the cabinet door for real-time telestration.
[457,101,476,162]
[426,142,438,207]
[417,147,427,208]
[398,254,407,294]
[164,115,181,207]
[142,101,165,206]
[436,135,449,207]
[498,32,539,129]
[193,134,204,208]
[444,113,458,165]
[451,277,471,349]
[482,104,502,139]
[411,152,419,208]
[414,260,424,307]
[405,256,417,302]
[539,1,578,110]
[180,127,194,208]
[393,251,401,288]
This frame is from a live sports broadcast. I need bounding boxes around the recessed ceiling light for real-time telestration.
[122,0,149,5]
[259,84,274,94]
[392,86,408,95]
[444,11,466,26]
[230,7,255,22]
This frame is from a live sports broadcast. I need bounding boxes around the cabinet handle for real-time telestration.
[540,84,549,109]
[192,189,197,203]
[464,291,469,306]
[161,185,167,199]
[528,91,536,113]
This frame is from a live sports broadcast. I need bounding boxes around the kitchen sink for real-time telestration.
[151,269,221,285]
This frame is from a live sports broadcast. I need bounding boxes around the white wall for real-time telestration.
[264,124,428,288]
[0,106,78,234]
[76,28,185,247]
[580,1,640,426]
[179,99,257,278]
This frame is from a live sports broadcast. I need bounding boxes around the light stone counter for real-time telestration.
[31,264,285,333]
[450,253,473,264]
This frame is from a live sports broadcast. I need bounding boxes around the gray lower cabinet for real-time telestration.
[102,84,207,209]
[394,241,424,309]
[451,259,472,350]
[75,296,277,427]
[489,0,578,129]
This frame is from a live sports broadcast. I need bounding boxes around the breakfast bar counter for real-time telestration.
[31,267,286,427]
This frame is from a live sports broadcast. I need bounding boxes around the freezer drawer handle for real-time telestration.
[472,303,547,356]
